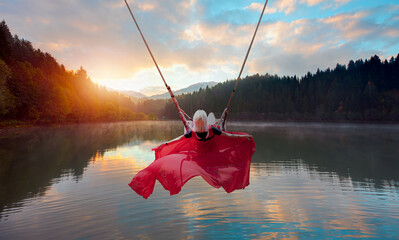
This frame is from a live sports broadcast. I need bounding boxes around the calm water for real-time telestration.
[0,121,398,239]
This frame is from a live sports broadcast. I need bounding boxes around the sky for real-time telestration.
[1,0,399,95]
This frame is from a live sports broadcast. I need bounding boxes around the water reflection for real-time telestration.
[0,121,181,218]
[0,121,398,239]
[245,122,399,186]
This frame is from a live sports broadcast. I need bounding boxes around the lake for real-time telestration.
[0,121,398,239]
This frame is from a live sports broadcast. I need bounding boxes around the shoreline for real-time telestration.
[1,118,398,130]
[0,119,153,130]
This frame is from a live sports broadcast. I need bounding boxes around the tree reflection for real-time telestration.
[0,121,182,217]
[245,123,399,188]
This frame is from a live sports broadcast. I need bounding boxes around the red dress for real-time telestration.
[129,127,256,199]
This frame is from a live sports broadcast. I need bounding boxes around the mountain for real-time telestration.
[119,90,147,99]
[149,81,218,100]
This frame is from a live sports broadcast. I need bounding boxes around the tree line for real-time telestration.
[0,20,154,125]
[137,53,399,122]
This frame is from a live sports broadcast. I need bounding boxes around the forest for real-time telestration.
[0,20,153,126]
[136,54,399,122]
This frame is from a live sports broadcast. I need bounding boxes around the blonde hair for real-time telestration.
[193,110,208,132]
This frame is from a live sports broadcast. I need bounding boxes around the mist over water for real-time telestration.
[0,121,398,239]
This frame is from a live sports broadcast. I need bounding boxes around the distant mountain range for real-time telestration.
[117,81,218,100]
[148,81,218,99]
[118,90,147,99]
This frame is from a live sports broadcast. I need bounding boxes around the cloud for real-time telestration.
[326,21,371,40]
[274,0,297,14]
[136,2,157,11]
[108,1,125,9]
[274,0,350,10]
[334,0,350,4]
[1,0,398,92]
[44,41,73,52]
[385,29,399,37]
[255,19,336,56]
[300,0,324,6]
[181,23,254,47]
[244,2,277,14]
[320,10,398,41]
[300,0,350,7]
[179,0,197,10]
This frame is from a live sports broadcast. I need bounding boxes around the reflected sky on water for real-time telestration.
[0,121,398,239]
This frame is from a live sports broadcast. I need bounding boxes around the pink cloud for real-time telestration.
[181,23,254,47]
[274,0,297,14]
[137,3,157,11]
[300,0,324,6]
[244,2,277,13]
[321,12,372,40]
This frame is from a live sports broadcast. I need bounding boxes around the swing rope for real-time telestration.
[123,0,190,132]
[219,0,269,130]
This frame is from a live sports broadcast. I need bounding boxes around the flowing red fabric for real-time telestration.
[129,131,256,199]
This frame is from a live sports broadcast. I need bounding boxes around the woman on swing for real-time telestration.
[129,109,255,199]
[182,110,253,142]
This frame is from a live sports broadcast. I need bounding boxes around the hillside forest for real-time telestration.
[0,20,154,125]
[136,54,399,122]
